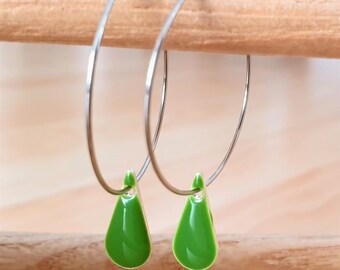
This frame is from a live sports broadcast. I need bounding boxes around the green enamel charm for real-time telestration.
[105,171,151,268]
[173,174,218,270]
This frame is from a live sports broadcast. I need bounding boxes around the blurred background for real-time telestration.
[0,42,339,235]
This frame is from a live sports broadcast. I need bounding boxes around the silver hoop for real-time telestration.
[144,0,251,196]
[86,0,168,195]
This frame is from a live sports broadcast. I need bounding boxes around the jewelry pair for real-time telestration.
[86,0,250,269]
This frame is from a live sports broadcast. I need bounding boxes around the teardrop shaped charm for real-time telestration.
[105,171,151,268]
[173,173,218,270]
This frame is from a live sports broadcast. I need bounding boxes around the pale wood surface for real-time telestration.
[1,232,340,270]
[0,43,340,237]
[1,0,340,58]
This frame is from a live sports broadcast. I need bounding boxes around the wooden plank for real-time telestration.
[1,233,340,269]
[0,0,340,58]
[1,46,340,235]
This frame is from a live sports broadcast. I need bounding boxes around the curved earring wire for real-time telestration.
[144,0,251,196]
[86,0,168,195]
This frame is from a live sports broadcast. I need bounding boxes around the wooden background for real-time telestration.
[0,42,340,237]
[1,0,340,58]
[2,233,340,270]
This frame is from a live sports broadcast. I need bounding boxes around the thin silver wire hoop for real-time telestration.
[86,0,168,195]
[144,0,251,196]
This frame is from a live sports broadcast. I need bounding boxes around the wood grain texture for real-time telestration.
[1,232,340,270]
[0,44,340,236]
[1,0,340,58]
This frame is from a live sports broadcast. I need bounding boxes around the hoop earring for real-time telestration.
[86,0,168,268]
[144,0,250,269]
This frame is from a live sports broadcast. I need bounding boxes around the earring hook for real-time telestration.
[86,0,168,195]
[144,0,251,196]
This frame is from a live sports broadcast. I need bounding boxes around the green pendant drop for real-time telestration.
[105,171,151,269]
[173,174,218,270]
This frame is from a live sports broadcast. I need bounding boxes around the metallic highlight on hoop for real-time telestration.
[144,0,251,196]
[86,0,168,195]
